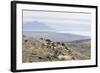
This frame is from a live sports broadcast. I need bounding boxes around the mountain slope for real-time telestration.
[22,35,91,63]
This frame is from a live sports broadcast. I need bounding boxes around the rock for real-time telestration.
[57,55,73,60]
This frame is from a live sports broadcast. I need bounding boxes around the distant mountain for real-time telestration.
[23,21,54,31]
[23,31,90,42]
[69,38,91,43]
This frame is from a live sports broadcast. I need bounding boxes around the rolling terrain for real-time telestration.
[22,34,91,63]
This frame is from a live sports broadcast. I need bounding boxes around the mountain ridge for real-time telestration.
[23,31,90,42]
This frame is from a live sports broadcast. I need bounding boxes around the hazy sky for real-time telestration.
[23,10,91,37]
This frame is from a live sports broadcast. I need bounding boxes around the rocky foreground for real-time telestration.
[22,35,91,63]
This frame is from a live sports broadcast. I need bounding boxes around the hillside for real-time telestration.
[22,35,91,63]
[67,39,91,59]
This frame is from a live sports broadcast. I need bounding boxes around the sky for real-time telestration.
[23,10,91,37]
